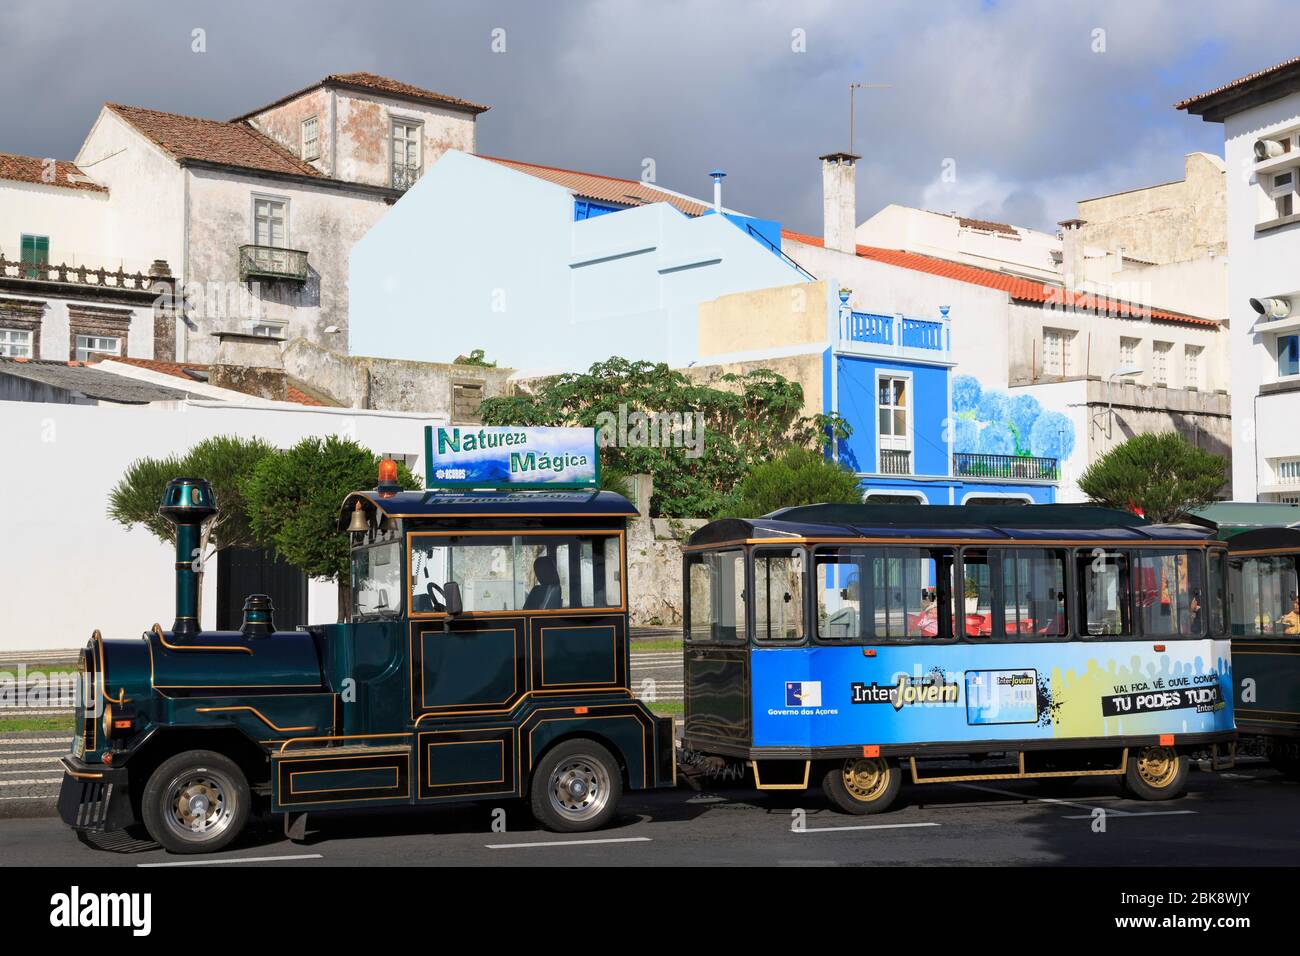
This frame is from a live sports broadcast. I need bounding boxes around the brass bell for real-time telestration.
[347,500,369,533]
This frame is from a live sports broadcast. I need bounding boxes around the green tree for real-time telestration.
[454,348,496,367]
[718,446,862,518]
[108,435,278,623]
[478,357,849,517]
[244,435,420,620]
[1077,432,1227,523]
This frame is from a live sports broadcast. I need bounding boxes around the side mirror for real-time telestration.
[442,581,463,618]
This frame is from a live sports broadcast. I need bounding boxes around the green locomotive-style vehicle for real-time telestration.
[60,427,674,854]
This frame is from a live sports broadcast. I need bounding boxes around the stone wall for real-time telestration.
[282,337,515,417]
[624,474,703,628]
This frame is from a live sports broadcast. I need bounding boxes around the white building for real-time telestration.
[1,72,488,365]
[348,150,803,371]
[1179,57,1300,502]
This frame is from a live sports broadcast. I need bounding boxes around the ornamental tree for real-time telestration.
[1077,431,1227,523]
[718,447,863,518]
[244,435,420,620]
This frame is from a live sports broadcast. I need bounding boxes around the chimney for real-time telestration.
[208,330,288,401]
[819,152,860,254]
[709,169,726,212]
[1058,218,1087,291]
[159,477,218,638]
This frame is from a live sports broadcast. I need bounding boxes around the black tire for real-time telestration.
[530,739,622,833]
[1121,746,1189,801]
[141,750,251,854]
[822,757,902,815]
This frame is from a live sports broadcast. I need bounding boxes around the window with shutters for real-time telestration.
[301,116,320,161]
[252,197,288,247]
[1152,341,1172,385]
[20,234,49,278]
[1120,336,1140,369]
[1042,327,1075,376]
[1183,345,1203,389]
[0,327,33,358]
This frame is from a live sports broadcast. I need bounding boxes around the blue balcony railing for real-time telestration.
[953,452,1059,481]
[844,312,948,353]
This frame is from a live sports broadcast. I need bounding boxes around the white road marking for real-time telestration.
[797,821,941,833]
[0,749,66,757]
[138,853,323,867]
[0,777,62,786]
[1060,810,1198,819]
[486,836,652,849]
[955,782,1135,815]
[0,765,61,773]
[0,794,57,801]
[0,738,73,746]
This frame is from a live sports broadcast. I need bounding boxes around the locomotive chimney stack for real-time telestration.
[158,477,218,637]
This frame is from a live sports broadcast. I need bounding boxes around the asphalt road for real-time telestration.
[2,761,1295,867]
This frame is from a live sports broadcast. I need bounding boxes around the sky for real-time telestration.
[2,0,1298,234]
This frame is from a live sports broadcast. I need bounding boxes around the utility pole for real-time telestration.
[849,82,890,154]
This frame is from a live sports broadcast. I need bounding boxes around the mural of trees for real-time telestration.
[951,375,1076,463]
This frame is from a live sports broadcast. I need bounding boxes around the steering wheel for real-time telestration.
[425,582,447,613]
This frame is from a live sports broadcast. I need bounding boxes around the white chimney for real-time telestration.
[709,169,726,212]
[820,152,859,254]
[1058,218,1087,291]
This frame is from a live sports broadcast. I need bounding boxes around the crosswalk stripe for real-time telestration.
[0,777,62,787]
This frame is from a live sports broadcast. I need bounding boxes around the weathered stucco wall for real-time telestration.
[334,92,476,188]
[698,280,828,357]
[282,337,514,417]
[182,168,388,363]
[686,353,825,419]
[1076,152,1227,265]
[245,88,335,176]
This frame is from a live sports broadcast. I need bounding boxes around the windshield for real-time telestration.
[352,541,402,617]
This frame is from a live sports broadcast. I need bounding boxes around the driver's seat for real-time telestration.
[523,555,563,610]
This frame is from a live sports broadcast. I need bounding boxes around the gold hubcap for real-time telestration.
[1135,746,1179,788]
[842,758,890,801]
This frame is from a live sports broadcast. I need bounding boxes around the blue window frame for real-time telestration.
[1280,334,1300,378]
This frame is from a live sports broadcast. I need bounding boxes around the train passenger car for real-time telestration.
[1226,526,1300,773]
[59,427,674,853]
[680,503,1234,813]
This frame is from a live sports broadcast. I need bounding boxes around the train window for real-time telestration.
[753,549,804,642]
[352,541,402,617]
[1207,550,1229,636]
[1003,550,1068,639]
[1233,555,1300,637]
[960,550,995,638]
[408,534,622,614]
[686,551,746,643]
[1134,550,1205,637]
[815,547,954,641]
[1076,550,1133,637]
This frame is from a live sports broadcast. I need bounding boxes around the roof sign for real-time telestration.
[423,426,600,490]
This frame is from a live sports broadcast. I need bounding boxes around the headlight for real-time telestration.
[101,702,113,739]
[102,701,136,739]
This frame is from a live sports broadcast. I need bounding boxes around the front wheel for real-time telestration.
[823,757,902,814]
[142,750,250,854]
[530,739,622,833]
[1122,746,1189,801]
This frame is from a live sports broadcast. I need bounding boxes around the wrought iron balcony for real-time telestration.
[954,452,1059,481]
[879,448,911,475]
[391,162,422,191]
[238,245,308,283]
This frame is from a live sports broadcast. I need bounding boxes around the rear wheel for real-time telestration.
[1122,746,1188,801]
[822,757,902,814]
[530,739,622,833]
[142,750,250,854]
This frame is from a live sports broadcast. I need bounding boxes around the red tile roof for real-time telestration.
[0,151,106,192]
[781,230,1218,328]
[100,356,326,406]
[1176,55,1300,112]
[480,154,711,217]
[231,71,490,121]
[107,104,323,178]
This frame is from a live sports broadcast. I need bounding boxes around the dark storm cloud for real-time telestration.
[2,0,1296,232]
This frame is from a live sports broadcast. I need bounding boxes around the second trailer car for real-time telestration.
[679,503,1235,813]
